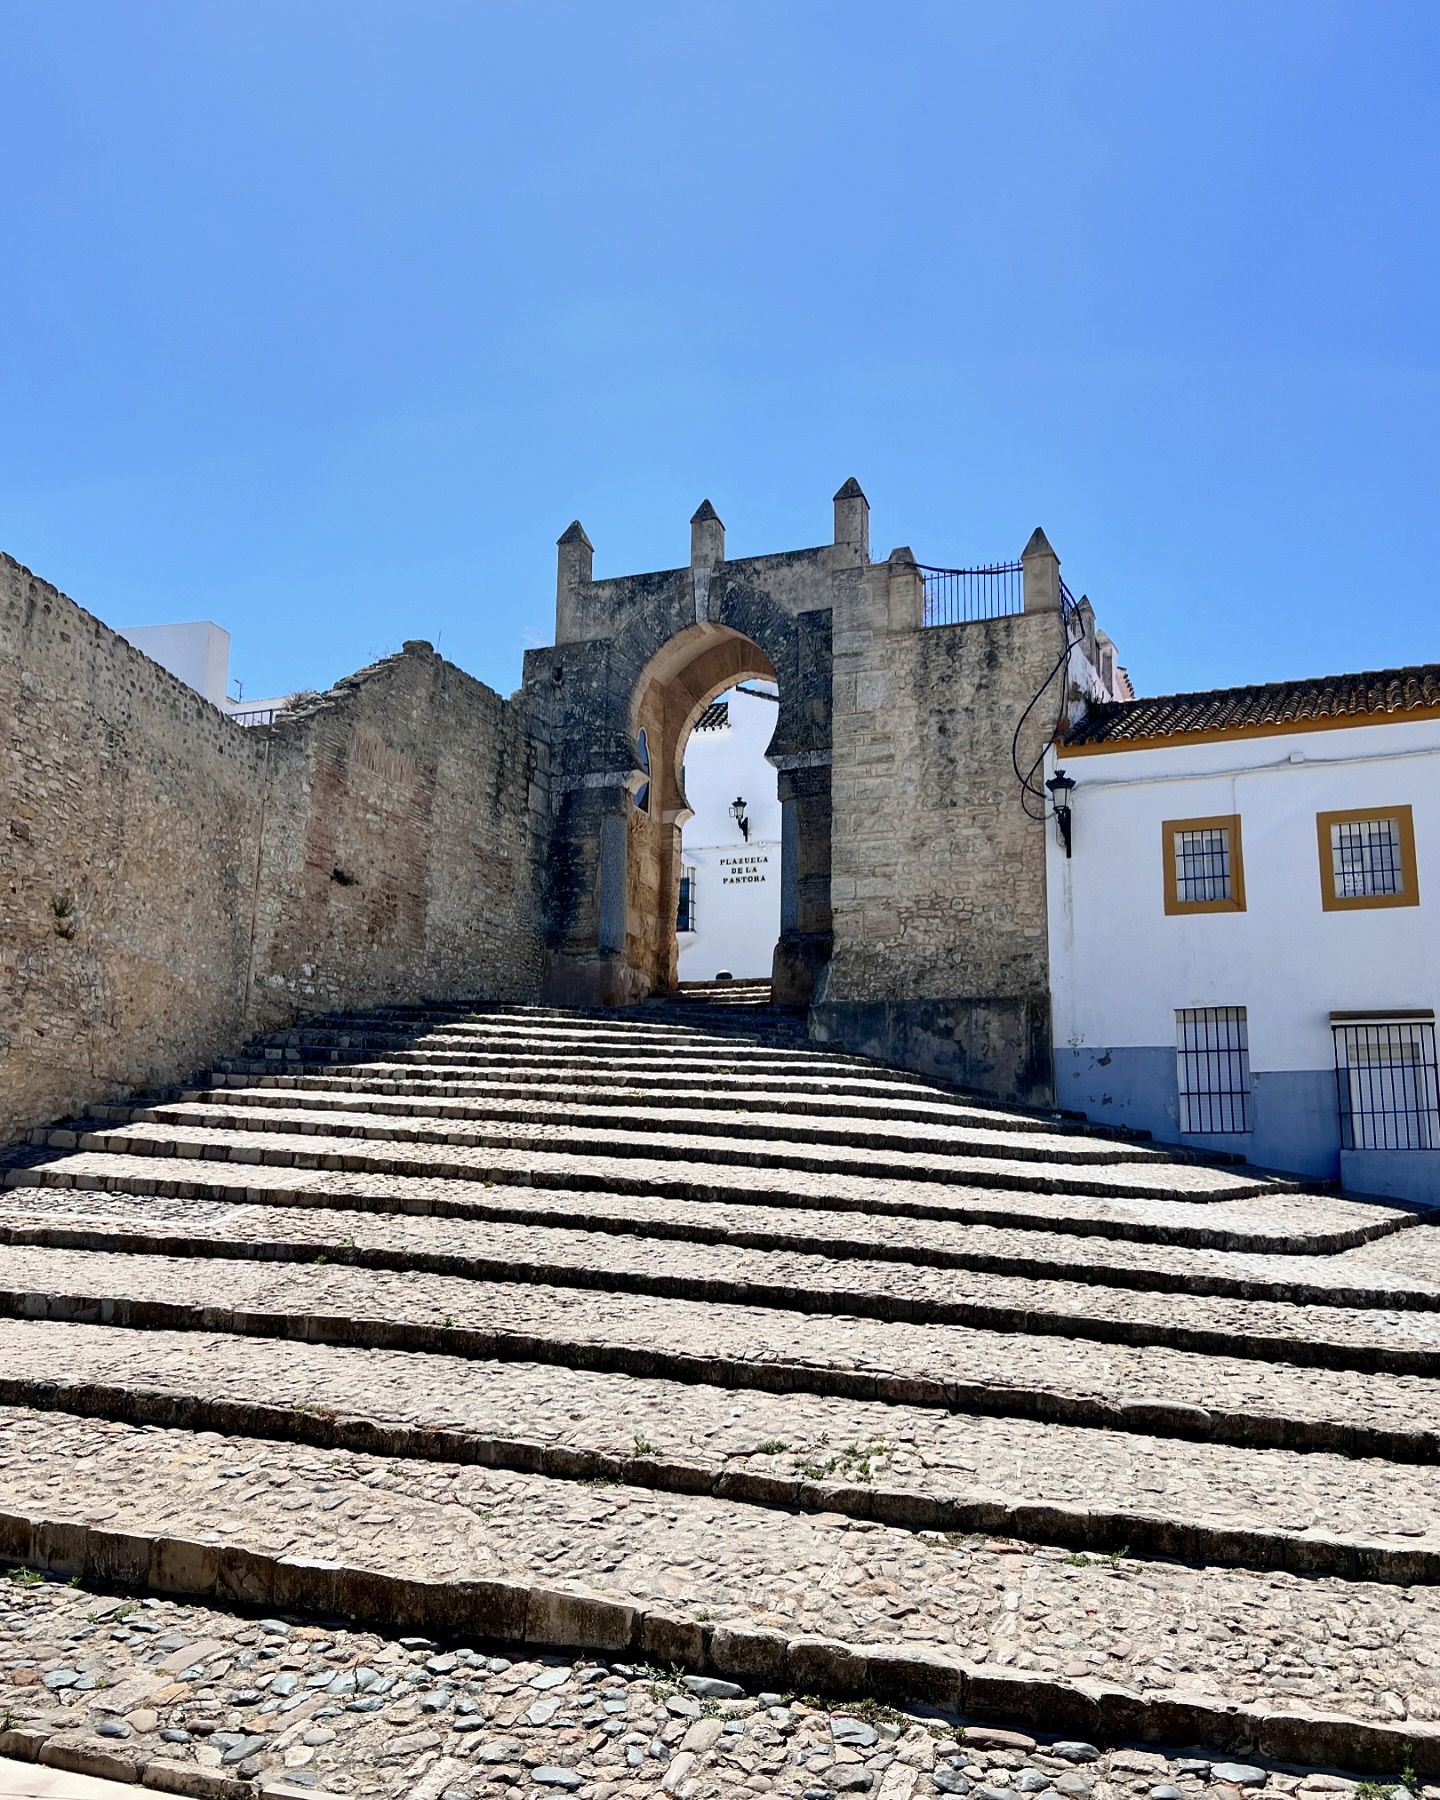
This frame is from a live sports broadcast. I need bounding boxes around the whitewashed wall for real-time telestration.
[678,686,781,981]
[1045,716,1440,1201]
[118,621,232,708]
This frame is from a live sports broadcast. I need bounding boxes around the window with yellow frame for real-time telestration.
[1317,805,1419,911]
[1162,815,1246,915]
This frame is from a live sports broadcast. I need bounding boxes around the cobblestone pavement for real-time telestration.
[2,998,1439,1789]
[11,1579,1434,1800]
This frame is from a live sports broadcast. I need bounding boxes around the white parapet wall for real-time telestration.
[118,621,232,709]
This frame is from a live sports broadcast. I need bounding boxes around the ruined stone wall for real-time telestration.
[816,558,1067,1102]
[0,555,546,1142]
[1,554,267,1135]
[249,641,548,1028]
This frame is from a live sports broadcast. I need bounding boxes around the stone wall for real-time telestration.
[249,640,548,1028]
[0,554,546,1143]
[815,551,1069,1102]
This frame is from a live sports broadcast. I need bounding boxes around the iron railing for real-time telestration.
[1333,1018,1439,1151]
[229,707,281,727]
[920,561,1023,627]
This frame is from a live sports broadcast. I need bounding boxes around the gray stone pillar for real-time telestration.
[1021,527,1061,614]
[555,521,595,645]
[771,758,832,1008]
[597,811,628,955]
[690,500,725,569]
[779,797,800,935]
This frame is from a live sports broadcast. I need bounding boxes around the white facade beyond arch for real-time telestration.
[677,684,781,980]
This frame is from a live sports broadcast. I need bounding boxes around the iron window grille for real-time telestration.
[1162,816,1246,914]
[1174,829,1232,904]
[1317,807,1419,911]
[1333,817,1402,898]
[1175,1007,1252,1134]
[1332,1017,1439,1151]
[676,866,697,934]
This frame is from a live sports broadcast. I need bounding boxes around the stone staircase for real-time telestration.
[2,997,1440,1787]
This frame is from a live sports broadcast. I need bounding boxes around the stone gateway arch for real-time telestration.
[523,482,1073,1103]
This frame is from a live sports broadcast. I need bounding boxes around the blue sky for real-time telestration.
[4,0,1436,702]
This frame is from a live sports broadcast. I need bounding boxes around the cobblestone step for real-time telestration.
[248,1022,875,1061]
[120,1089,1162,1168]
[1,1408,1437,1773]
[208,1058,1076,1122]
[30,1116,1286,1208]
[206,1064,1076,1127]
[3,1241,1435,1458]
[0,1173,1421,1304]
[6,1141,1351,1263]
[5,1318,1438,1584]
[5,1193,1440,1389]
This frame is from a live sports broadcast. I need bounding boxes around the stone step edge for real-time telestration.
[4,1277,1434,1464]
[31,1123,1284,1213]
[4,1370,1435,1587]
[0,1180,1426,1310]
[179,1085,1123,1157]
[209,1061,1074,1121]
[69,1099,1150,1174]
[208,1070,1073,1136]
[5,1159,1332,1260]
[0,1740,331,1800]
[5,1193,1431,1379]
[0,1515,1433,1777]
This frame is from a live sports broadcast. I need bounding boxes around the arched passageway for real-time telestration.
[625,625,779,993]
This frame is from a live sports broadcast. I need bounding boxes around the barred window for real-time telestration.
[1332,1017,1439,1151]
[676,865,697,934]
[1333,817,1401,897]
[1174,828,1231,903]
[1163,816,1246,914]
[1176,1007,1252,1134]
[1318,807,1418,911]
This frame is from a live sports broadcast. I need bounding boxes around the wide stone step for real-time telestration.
[208,1058,1076,1123]
[0,1170,1418,1300]
[6,1317,1438,1584]
[250,1023,872,1060]
[206,1066,1078,1133]
[5,1136,1354,1251]
[4,1239,1436,1458]
[1,1407,1436,1773]
[145,1088,1156,1167]
[35,1115,1280,1208]
[4,1196,1439,1379]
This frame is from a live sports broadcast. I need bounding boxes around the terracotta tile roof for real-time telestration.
[693,700,729,733]
[1066,662,1440,748]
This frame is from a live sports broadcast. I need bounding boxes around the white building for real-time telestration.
[116,619,291,723]
[677,684,781,981]
[1045,665,1440,1203]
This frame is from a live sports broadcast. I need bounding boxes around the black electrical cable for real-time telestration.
[1011,596,1089,825]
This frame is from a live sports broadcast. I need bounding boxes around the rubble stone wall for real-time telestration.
[817,564,1067,1102]
[0,555,546,1142]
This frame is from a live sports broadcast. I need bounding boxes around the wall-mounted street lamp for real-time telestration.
[729,796,750,843]
[1045,768,1076,857]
